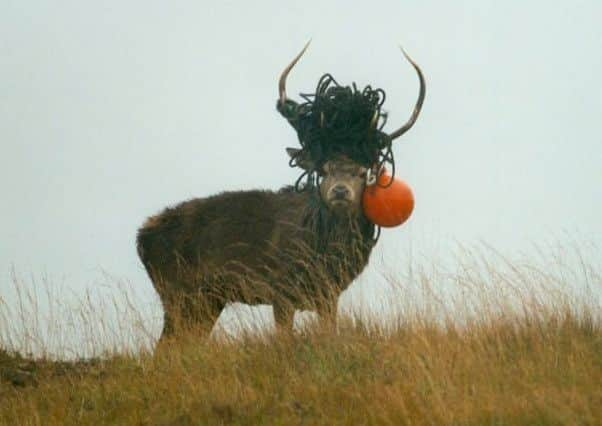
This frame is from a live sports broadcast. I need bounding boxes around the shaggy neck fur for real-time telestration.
[300,187,375,254]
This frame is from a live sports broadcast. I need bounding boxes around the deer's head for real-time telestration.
[278,42,425,217]
[286,148,367,215]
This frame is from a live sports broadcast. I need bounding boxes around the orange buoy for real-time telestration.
[362,171,414,227]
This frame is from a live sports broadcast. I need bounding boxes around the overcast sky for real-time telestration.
[1,1,601,349]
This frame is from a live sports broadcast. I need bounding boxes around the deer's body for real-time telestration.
[137,183,374,338]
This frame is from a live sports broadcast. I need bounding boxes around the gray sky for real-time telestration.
[1,1,601,349]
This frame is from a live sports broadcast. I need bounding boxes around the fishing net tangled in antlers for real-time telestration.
[277,74,395,191]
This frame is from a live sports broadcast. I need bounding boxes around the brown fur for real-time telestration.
[137,156,376,340]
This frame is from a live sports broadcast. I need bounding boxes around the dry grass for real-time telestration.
[0,244,600,425]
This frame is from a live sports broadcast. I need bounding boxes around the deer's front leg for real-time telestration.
[317,298,338,332]
[273,302,295,333]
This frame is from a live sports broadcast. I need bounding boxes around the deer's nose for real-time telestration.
[332,185,350,199]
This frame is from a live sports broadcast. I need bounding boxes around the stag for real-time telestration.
[137,44,425,341]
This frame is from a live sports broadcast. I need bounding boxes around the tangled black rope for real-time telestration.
[278,74,396,191]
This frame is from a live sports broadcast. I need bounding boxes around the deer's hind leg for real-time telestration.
[182,291,225,336]
[156,287,225,347]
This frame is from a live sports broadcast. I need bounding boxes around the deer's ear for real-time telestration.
[286,148,315,171]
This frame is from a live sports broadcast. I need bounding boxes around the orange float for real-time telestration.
[362,170,414,227]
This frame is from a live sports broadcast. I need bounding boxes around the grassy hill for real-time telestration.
[1,246,600,425]
[1,311,600,425]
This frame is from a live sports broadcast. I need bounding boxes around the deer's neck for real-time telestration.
[302,190,375,253]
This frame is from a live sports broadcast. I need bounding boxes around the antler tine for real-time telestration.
[278,40,311,106]
[389,47,426,141]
